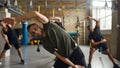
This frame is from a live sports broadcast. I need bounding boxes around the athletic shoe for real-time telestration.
[114,64,120,68]
[37,48,40,52]
[88,64,91,68]
[21,60,25,65]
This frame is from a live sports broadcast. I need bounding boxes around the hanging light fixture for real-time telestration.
[104,0,108,8]
[5,0,11,7]
[30,0,33,8]
[45,0,47,8]
[14,0,18,6]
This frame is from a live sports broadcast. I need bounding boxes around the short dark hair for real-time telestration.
[27,23,37,31]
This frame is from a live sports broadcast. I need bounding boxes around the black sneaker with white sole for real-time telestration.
[21,60,25,65]
[88,64,91,68]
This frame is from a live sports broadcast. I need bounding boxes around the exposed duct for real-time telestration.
[0,0,24,15]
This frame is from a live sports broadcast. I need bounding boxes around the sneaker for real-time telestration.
[88,64,91,68]
[21,60,25,65]
[114,64,120,68]
[0,61,2,65]
[37,48,40,52]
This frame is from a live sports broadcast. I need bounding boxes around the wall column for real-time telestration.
[111,0,120,61]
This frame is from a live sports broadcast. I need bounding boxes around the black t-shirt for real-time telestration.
[3,25,19,44]
[42,22,76,58]
[89,26,103,42]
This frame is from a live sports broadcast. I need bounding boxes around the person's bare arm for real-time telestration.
[2,11,49,26]
[90,39,107,46]
[16,11,49,24]
[85,16,100,27]
[49,17,62,23]
[54,51,84,68]
[1,30,12,48]
[2,17,17,27]
[0,21,7,28]
[54,17,62,22]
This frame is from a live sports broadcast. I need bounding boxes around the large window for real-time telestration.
[92,0,112,30]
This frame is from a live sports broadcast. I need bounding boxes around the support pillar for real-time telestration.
[111,0,120,61]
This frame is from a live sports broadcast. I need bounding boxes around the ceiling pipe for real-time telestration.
[0,0,24,15]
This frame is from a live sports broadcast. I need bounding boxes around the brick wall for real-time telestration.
[14,8,88,45]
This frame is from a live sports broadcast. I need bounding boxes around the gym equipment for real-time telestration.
[22,22,28,45]
[0,1,24,16]
[30,38,42,52]
[75,16,81,44]
[68,32,77,42]
[68,32,77,36]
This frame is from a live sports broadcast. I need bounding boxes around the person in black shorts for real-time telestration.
[85,16,119,68]
[2,11,86,68]
[0,20,24,65]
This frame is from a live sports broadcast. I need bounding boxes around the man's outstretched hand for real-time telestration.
[85,16,92,20]
[2,17,16,23]
[2,17,16,26]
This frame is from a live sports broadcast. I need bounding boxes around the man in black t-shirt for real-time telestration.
[0,20,25,65]
[86,16,119,68]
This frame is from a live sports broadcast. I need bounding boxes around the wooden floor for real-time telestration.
[0,45,120,68]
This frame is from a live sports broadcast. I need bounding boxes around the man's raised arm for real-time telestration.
[2,11,49,25]
[16,11,49,24]
[85,16,100,27]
